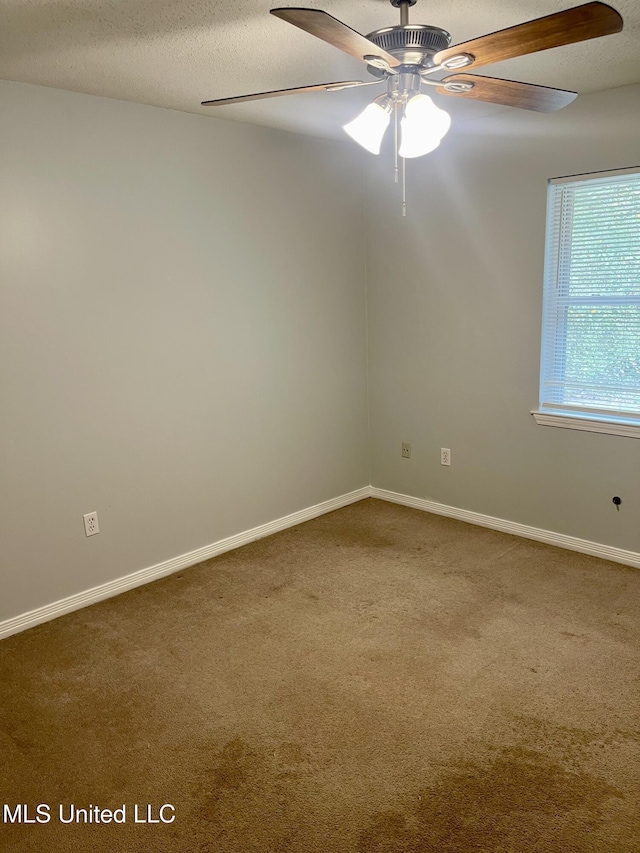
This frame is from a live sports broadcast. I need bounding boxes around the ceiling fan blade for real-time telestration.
[201,80,373,106]
[433,2,623,70]
[437,74,578,112]
[270,7,401,68]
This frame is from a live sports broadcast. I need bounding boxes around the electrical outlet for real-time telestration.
[83,511,100,537]
[440,448,451,466]
[402,441,411,459]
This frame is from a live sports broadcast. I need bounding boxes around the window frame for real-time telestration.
[532,166,640,439]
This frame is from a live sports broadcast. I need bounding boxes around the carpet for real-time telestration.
[1,498,638,852]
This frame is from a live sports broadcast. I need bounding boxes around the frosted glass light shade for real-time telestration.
[343,102,391,155]
[399,94,451,159]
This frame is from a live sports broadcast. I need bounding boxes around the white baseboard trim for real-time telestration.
[370,487,640,570]
[3,484,637,641]
[0,486,371,641]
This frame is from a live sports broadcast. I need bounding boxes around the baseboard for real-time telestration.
[4,483,637,641]
[370,487,640,569]
[0,486,371,641]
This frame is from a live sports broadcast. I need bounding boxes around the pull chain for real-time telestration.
[397,0,411,212]
[402,155,407,217]
[394,103,399,183]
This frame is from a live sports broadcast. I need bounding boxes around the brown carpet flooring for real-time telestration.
[1,498,638,852]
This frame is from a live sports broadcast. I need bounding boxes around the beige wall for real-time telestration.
[0,81,369,622]
[366,84,640,552]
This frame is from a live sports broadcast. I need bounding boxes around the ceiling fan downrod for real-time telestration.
[392,0,415,27]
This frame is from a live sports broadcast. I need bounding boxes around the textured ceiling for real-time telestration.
[1,0,639,140]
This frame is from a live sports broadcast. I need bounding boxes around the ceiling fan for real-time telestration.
[202,0,623,158]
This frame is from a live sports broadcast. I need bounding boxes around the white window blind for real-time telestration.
[538,167,640,432]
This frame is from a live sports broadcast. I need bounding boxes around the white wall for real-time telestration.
[2,79,638,630]
[366,84,640,552]
[0,81,369,623]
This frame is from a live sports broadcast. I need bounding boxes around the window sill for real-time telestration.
[531,411,640,439]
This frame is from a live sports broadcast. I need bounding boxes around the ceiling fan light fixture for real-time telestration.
[343,100,392,154]
[398,93,451,158]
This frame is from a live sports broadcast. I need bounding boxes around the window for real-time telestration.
[533,167,640,438]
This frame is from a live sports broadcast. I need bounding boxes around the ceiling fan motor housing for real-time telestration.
[366,25,451,72]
